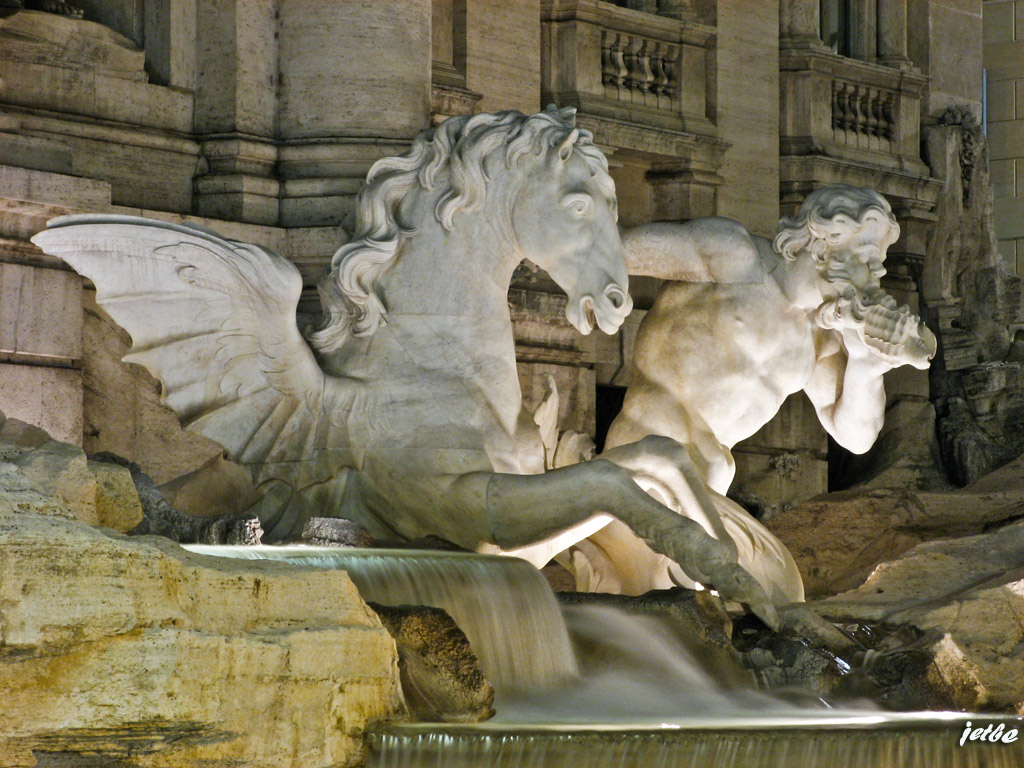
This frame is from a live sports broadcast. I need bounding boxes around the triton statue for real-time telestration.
[567,185,937,600]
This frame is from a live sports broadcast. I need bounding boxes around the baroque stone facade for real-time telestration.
[0,0,1003,507]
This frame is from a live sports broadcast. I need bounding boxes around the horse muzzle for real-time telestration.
[568,284,632,335]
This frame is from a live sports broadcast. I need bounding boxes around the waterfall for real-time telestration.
[184,545,578,693]
[185,545,1024,768]
[494,603,772,723]
[367,716,1024,768]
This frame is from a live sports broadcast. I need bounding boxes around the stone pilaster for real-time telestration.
[193,0,280,225]
[877,0,912,68]
[779,0,827,51]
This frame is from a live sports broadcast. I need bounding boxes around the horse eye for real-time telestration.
[563,195,592,216]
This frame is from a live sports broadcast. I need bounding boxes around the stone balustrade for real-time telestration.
[779,47,929,182]
[541,0,714,134]
[830,79,896,152]
[600,29,679,109]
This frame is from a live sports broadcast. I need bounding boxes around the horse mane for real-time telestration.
[309,106,611,353]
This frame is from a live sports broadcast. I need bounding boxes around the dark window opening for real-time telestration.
[820,0,851,57]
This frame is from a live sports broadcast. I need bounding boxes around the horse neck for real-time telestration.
[377,204,522,324]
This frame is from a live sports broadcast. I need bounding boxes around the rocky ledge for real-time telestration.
[0,410,406,768]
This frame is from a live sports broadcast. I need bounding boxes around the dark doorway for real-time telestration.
[594,384,627,453]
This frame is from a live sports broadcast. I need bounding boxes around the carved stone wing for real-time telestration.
[31,215,359,496]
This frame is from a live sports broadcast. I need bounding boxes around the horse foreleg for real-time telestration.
[469,455,781,631]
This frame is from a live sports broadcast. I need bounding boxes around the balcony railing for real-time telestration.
[779,48,928,174]
[542,0,714,134]
[831,80,896,152]
[600,30,679,109]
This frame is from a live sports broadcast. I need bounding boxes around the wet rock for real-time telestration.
[370,603,495,723]
[816,520,1024,713]
[731,613,849,700]
[0,509,404,767]
[92,452,262,545]
[732,616,958,711]
[299,516,470,552]
[301,516,376,548]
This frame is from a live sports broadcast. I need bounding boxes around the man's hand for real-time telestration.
[840,325,897,373]
[840,306,935,372]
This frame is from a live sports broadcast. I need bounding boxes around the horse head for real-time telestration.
[508,114,632,336]
[310,107,631,354]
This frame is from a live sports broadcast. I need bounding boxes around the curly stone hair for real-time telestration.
[309,106,611,353]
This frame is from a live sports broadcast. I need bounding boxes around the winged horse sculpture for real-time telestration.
[33,107,852,639]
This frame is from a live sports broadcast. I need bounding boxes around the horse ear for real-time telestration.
[556,129,579,164]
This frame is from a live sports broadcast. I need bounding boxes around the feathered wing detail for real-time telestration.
[31,214,360,498]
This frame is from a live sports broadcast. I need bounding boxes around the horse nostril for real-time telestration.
[605,286,627,310]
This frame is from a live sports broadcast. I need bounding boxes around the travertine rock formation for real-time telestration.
[0,409,406,767]
[1,411,142,532]
[370,603,495,723]
[923,109,1024,485]
[768,451,1024,598]
[0,511,405,768]
[818,520,1024,713]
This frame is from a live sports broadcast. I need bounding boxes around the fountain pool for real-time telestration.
[184,545,1024,768]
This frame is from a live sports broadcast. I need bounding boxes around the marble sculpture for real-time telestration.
[32,106,836,634]
[564,185,937,602]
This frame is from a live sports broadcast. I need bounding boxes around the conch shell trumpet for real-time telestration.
[854,298,937,370]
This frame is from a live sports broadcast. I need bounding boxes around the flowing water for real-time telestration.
[185,545,1024,768]
[367,716,1024,768]
[184,545,577,693]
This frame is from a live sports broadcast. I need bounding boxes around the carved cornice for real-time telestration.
[541,0,714,45]
[780,48,928,95]
[575,111,726,169]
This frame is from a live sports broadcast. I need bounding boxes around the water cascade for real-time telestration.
[185,545,577,693]
[367,717,1024,768]
[186,546,1024,768]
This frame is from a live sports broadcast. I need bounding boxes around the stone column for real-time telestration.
[877,0,911,68]
[779,0,825,50]
[275,0,432,227]
[193,0,280,225]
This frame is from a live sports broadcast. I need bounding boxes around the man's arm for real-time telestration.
[621,218,768,284]
[803,327,893,454]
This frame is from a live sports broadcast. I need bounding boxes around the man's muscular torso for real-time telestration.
[606,223,831,494]
[607,276,821,493]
